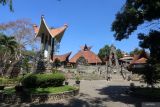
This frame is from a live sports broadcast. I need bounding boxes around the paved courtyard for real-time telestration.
[0,79,152,107]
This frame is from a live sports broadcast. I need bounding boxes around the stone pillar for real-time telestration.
[44,34,48,58]
[51,38,55,58]
[48,35,51,61]
[41,33,44,52]
[42,33,46,57]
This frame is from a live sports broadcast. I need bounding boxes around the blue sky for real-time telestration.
[0,0,141,56]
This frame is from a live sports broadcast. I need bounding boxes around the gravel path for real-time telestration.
[0,80,151,107]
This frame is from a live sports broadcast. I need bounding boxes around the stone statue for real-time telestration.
[109,45,119,70]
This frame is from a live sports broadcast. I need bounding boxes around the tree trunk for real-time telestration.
[5,60,19,77]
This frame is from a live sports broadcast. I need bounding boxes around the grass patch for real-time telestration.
[2,85,78,94]
[30,85,77,94]
[3,88,15,94]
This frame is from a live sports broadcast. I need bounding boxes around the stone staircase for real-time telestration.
[109,67,132,81]
[110,73,124,81]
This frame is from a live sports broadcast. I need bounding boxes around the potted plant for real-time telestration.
[65,73,69,85]
[75,76,80,84]
[64,75,69,85]
[65,81,69,85]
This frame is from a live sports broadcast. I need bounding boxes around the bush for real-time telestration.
[21,73,65,88]
[0,78,9,85]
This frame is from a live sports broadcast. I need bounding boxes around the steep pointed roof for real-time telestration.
[80,44,92,51]
[33,16,68,42]
[52,52,72,62]
[70,45,102,64]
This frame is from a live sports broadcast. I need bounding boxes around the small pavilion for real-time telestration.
[33,15,68,62]
[52,52,72,67]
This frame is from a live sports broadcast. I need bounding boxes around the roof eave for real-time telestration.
[35,16,53,38]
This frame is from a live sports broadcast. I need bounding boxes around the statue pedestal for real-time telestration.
[36,58,52,73]
[45,62,53,73]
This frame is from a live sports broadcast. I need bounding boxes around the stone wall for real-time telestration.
[0,89,79,104]
[31,89,79,103]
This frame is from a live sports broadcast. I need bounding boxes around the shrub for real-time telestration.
[0,78,9,85]
[21,73,65,88]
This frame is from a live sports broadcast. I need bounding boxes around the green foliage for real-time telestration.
[30,85,77,94]
[138,30,160,61]
[3,85,77,94]
[116,49,123,59]
[0,0,13,11]
[112,0,160,86]
[129,48,143,56]
[98,45,123,61]
[98,45,110,61]
[0,76,23,85]
[0,33,18,54]
[112,0,160,40]
[21,73,65,88]
[138,30,160,86]
[0,78,9,85]
[0,33,18,74]
[75,75,80,81]
[22,57,29,73]
[3,87,15,94]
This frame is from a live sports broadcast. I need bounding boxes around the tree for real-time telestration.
[0,33,18,75]
[98,45,123,62]
[98,45,110,62]
[0,0,13,11]
[0,34,18,54]
[0,19,39,60]
[112,0,160,41]
[129,48,143,56]
[138,30,160,86]
[116,49,123,59]
[112,0,160,86]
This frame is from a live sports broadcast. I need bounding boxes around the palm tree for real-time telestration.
[0,33,18,55]
[0,0,13,11]
[0,33,18,76]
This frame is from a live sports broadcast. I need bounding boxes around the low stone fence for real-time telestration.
[2,93,21,104]
[0,89,79,104]
[31,89,79,103]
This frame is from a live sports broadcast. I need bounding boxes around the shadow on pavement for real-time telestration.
[96,85,159,107]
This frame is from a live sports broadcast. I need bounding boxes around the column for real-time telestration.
[41,33,44,52]
[51,38,55,59]
[44,34,48,58]
[48,35,51,61]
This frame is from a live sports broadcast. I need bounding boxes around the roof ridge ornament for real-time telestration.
[41,15,44,19]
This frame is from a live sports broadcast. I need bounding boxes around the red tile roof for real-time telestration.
[130,50,149,64]
[134,57,147,64]
[69,45,102,64]
[33,25,67,37]
[119,56,133,60]
[52,52,71,62]
[130,54,140,64]
[33,16,68,42]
